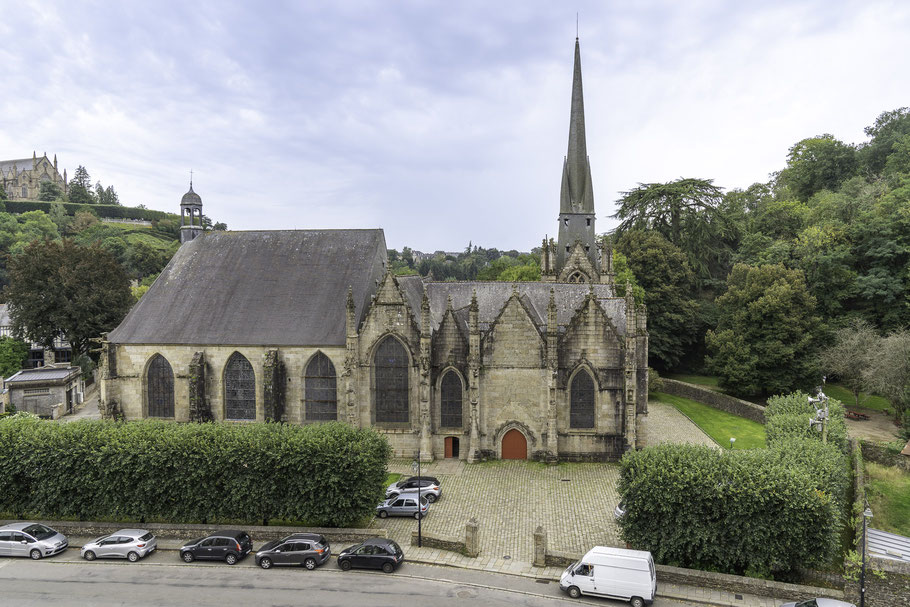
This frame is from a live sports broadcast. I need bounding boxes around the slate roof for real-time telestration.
[0,158,33,177]
[6,366,80,384]
[108,229,387,346]
[396,277,627,336]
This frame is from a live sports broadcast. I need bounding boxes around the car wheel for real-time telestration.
[225,553,238,565]
[259,557,272,570]
[381,562,394,574]
[630,598,645,607]
[378,510,388,519]
[127,551,139,562]
[304,557,317,570]
[426,494,437,503]
[414,512,422,520]
[567,586,581,599]
[182,551,195,563]
[83,550,96,561]
[29,549,42,560]
[339,559,352,571]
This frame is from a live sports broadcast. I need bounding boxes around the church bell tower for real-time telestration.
[179,177,204,244]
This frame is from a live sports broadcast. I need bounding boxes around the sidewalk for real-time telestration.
[65,535,781,606]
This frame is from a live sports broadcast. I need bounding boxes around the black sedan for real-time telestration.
[337,538,404,573]
[179,529,253,565]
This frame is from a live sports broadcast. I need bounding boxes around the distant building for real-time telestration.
[0,152,68,200]
[0,304,72,367]
[5,364,84,418]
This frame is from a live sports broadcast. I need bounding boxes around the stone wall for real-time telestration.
[656,565,844,603]
[660,378,766,424]
[409,518,479,558]
[860,439,910,473]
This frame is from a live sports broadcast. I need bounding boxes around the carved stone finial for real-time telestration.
[446,295,453,311]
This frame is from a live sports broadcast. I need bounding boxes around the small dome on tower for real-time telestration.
[181,183,202,205]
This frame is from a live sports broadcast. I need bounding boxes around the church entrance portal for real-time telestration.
[444,436,460,458]
[501,429,527,460]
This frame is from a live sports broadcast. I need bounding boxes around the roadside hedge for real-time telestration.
[619,390,850,577]
[0,416,391,527]
[3,200,177,222]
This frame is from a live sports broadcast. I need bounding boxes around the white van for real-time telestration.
[559,546,656,606]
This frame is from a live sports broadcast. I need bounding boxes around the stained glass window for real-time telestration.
[147,354,174,418]
[375,338,409,423]
[225,352,256,420]
[305,352,337,421]
[570,370,595,428]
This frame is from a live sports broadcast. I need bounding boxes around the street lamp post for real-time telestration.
[860,506,873,607]
[729,437,736,450]
[809,385,829,444]
[412,450,422,548]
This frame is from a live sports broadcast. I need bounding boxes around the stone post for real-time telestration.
[545,289,559,461]
[188,351,213,422]
[465,517,480,558]
[533,525,547,567]
[343,287,360,427]
[418,286,433,461]
[466,291,481,463]
[262,349,285,422]
[623,282,637,451]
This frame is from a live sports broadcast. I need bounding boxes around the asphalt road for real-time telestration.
[0,549,693,607]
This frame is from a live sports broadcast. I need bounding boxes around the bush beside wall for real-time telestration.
[0,416,391,527]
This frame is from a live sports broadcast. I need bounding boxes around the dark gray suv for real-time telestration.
[255,533,331,570]
[179,530,252,565]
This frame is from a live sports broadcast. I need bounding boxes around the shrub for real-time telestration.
[0,417,391,527]
[765,391,848,450]
[3,200,176,222]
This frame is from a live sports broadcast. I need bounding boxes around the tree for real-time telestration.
[706,264,825,396]
[67,166,95,204]
[47,202,72,234]
[94,183,120,206]
[819,319,879,407]
[860,107,910,176]
[615,230,698,369]
[612,178,735,287]
[0,336,29,379]
[5,239,132,357]
[863,329,910,421]
[779,135,858,201]
[213,222,227,231]
[68,211,99,234]
[38,181,63,201]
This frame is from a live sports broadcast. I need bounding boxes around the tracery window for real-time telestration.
[374,337,409,423]
[440,370,462,428]
[224,352,256,420]
[570,369,595,429]
[568,271,586,283]
[305,352,337,421]
[147,354,174,418]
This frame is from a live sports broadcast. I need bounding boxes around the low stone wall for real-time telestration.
[659,379,766,424]
[0,520,384,544]
[656,565,843,602]
[860,439,910,472]
[410,530,465,554]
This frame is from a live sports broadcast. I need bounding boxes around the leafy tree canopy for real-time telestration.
[778,134,858,201]
[38,181,63,202]
[0,336,29,379]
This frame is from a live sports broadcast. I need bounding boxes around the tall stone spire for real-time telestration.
[555,37,597,275]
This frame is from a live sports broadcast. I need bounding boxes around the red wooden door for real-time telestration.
[444,437,454,458]
[501,429,527,460]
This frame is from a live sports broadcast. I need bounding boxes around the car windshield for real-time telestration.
[139,532,153,541]
[794,601,818,607]
[22,524,55,540]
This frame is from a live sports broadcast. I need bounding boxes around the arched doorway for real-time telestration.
[501,429,527,460]
[444,436,460,458]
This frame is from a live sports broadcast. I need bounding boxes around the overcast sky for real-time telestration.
[1,0,908,252]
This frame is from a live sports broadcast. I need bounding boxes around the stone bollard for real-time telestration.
[533,525,547,567]
[464,517,480,557]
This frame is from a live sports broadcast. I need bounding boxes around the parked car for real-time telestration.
[0,523,68,560]
[376,495,429,519]
[255,533,331,570]
[780,600,856,607]
[81,529,157,562]
[337,538,404,573]
[385,478,441,502]
[179,530,252,565]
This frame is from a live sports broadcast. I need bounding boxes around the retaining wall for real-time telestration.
[659,379,766,423]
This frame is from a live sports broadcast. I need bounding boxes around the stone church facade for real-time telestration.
[1,152,68,200]
[99,39,648,462]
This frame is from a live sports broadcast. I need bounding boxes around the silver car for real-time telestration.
[385,479,441,503]
[376,495,429,519]
[81,529,157,562]
[0,522,68,559]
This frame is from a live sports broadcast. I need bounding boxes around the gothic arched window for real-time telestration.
[568,271,586,283]
[570,369,595,429]
[440,370,463,428]
[146,354,174,418]
[374,337,409,423]
[224,352,256,420]
[305,352,337,421]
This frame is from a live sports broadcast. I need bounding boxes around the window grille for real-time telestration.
[570,370,595,428]
[305,352,337,421]
[440,371,462,428]
[224,352,256,420]
[374,338,409,423]
[147,354,174,417]
[23,388,50,395]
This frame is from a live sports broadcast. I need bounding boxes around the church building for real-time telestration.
[100,39,648,462]
[1,152,68,200]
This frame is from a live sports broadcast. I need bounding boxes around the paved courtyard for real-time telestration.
[371,400,717,573]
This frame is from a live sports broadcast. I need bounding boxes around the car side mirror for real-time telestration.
[570,570,575,576]
[21,540,28,544]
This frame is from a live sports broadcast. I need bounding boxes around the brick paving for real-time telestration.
[642,400,721,449]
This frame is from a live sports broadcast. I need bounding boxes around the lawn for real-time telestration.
[385,472,402,486]
[823,383,891,413]
[865,461,910,537]
[651,391,767,449]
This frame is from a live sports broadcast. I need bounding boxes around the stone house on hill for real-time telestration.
[99,38,648,462]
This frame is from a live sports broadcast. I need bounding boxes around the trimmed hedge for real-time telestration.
[3,199,177,222]
[0,416,391,527]
[619,390,850,577]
